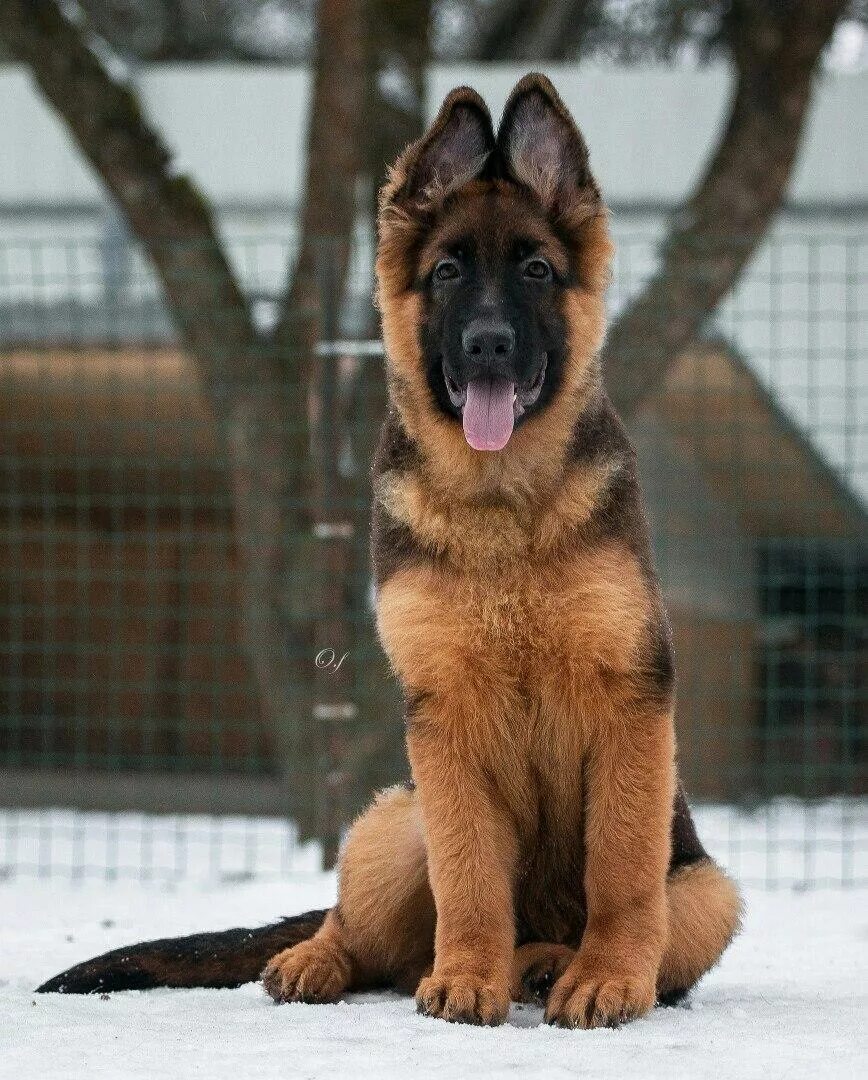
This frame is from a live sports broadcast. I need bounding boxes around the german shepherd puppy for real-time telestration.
[38,75,740,1028]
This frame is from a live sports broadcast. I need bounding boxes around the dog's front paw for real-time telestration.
[545,963,655,1029]
[262,938,350,1004]
[416,971,509,1026]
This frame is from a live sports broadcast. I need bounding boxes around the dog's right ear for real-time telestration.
[385,87,495,206]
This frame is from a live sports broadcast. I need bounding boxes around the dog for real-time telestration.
[38,74,741,1029]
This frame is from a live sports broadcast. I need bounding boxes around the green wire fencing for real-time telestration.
[0,217,865,885]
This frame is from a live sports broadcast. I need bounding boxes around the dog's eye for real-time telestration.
[524,258,551,280]
[434,260,460,282]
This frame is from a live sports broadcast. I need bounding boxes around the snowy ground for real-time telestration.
[2,803,867,1080]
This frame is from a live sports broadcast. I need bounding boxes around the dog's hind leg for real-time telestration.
[261,908,354,1003]
[507,858,739,1013]
[263,784,435,1003]
[510,943,575,1004]
[657,858,742,1005]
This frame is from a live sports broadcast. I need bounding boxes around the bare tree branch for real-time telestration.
[76,0,310,62]
[0,0,260,393]
[602,0,847,419]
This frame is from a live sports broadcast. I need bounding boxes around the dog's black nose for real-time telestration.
[462,317,516,367]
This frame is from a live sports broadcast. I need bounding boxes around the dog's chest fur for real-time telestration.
[376,535,651,728]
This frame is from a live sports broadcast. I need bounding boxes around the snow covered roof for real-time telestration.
[636,340,866,540]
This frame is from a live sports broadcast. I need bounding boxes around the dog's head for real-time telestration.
[377,74,612,457]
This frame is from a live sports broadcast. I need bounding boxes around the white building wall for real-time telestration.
[1,64,866,209]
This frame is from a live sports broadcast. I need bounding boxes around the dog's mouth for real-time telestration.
[444,357,547,452]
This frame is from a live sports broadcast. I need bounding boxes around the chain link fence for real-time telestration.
[0,216,865,886]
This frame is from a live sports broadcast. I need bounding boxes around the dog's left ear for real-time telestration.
[496,74,599,213]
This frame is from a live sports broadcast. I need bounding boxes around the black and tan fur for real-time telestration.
[38,75,741,1028]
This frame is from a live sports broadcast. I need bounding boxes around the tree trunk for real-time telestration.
[264,0,369,856]
[293,0,433,859]
[475,0,601,62]
[602,0,846,420]
[342,0,432,817]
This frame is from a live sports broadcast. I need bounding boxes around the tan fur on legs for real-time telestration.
[658,859,742,1003]
[409,707,519,1026]
[261,763,741,1014]
[545,711,675,1029]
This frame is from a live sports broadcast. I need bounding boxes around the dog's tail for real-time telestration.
[36,909,328,994]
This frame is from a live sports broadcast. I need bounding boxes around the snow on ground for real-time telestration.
[3,877,867,1080]
[2,801,866,1080]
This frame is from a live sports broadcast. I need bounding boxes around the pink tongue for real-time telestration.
[462,377,515,451]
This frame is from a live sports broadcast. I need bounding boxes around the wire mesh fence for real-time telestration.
[1,801,864,889]
[0,216,865,886]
